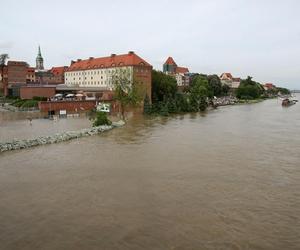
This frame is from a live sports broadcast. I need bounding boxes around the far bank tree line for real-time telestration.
[144,70,290,115]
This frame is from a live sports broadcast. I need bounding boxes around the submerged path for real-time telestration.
[0,121,125,153]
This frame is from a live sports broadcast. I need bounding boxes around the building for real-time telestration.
[62,51,152,100]
[263,83,276,91]
[36,45,44,70]
[6,61,28,96]
[26,67,36,83]
[49,66,68,84]
[163,57,190,87]
[220,73,240,89]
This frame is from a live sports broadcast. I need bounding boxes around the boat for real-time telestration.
[291,94,298,102]
[282,98,296,106]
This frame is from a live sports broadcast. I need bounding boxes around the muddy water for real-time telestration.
[0,97,299,249]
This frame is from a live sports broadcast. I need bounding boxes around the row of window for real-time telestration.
[66,75,106,81]
[67,81,111,86]
[66,67,147,77]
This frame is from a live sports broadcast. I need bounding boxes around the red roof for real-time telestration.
[221,73,233,79]
[27,67,35,73]
[176,66,189,74]
[264,83,275,89]
[51,66,68,75]
[67,52,151,71]
[164,57,177,66]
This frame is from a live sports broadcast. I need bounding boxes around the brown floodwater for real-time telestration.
[0,97,299,250]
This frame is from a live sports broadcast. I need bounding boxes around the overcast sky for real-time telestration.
[1,0,299,89]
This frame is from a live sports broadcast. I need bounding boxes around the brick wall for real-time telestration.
[133,65,152,102]
[7,61,27,84]
[38,100,97,112]
[20,86,56,99]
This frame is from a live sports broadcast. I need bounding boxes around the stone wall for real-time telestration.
[0,121,125,153]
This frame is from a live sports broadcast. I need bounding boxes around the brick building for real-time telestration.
[5,61,28,96]
[27,67,36,83]
[63,51,152,101]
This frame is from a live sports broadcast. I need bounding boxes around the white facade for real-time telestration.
[65,66,133,89]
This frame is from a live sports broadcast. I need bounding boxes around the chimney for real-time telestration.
[71,60,75,65]
[111,54,116,57]
[128,51,134,55]
[89,57,94,60]
[77,59,82,62]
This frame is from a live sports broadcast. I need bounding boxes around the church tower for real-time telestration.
[36,45,44,70]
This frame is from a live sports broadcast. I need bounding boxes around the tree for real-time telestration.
[236,76,264,99]
[111,69,142,120]
[0,54,9,66]
[190,75,210,111]
[92,111,112,126]
[208,74,222,96]
[0,54,9,94]
[152,70,177,102]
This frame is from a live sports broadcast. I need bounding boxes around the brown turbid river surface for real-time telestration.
[0,96,300,250]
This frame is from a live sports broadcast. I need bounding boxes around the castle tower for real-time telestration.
[163,57,177,74]
[36,45,44,70]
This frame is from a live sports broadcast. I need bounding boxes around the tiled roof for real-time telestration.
[264,83,275,88]
[27,67,35,73]
[164,57,177,66]
[51,66,68,75]
[67,52,151,71]
[221,73,233,79]
[176,66,189,74]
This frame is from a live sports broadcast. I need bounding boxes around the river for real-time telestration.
[0,96,299,249]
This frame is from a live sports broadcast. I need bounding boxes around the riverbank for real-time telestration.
[0,120,125,153]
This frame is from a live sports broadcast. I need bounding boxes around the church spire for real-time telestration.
[36,45,44,70]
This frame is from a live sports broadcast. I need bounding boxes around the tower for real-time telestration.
[36,45,44,70]
[163,57,177,74]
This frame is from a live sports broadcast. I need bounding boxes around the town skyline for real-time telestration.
[1,0,300,89]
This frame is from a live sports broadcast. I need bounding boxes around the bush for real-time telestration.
[32,96,47,101]
[12,99,27,107]
[92,111,112,127]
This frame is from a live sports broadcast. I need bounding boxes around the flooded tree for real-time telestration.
[111,69,142,121]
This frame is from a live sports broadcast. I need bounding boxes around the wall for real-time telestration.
[133,65,152,101]
[20,86,56,99]
[7,61,27,84]
[39,100,97,113]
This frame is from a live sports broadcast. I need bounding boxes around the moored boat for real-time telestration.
[282,98,296,106]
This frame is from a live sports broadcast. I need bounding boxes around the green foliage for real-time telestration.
[236,76,264,99]
[32,96,47,101]
[152,70,177,102]
[21,100,38,108]
[190,75,210,111]
[11,99,38,108]
[112,69,142,120]
[277,87,290,95]
[92,111,112,127]
[207,75,223,96]
[11,99,27,107]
